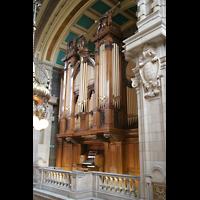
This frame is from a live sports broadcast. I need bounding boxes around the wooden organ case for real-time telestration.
[56,7,139,176]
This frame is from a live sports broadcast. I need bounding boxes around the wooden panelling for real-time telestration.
[62,143,72,171]
[125,137,140,175]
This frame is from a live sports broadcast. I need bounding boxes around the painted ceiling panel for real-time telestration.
[112,13,129,26]
[88,41,95,54]
[129,5,137,13]
[56,50,66,66]
[65,32,78,43]
[91,0,111,15]
[76,15,95,30]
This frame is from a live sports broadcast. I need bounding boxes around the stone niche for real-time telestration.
[145,165,166,200]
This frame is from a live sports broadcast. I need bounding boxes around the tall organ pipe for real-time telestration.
[65,64,71,117]
[79,57,88,112]
[126,86,138,126]
[61,63,67,115]
[58,78,63,121]
[99,43,106,108]
[112,43,120,109]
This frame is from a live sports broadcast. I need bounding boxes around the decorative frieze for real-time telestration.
[152,183,166,200]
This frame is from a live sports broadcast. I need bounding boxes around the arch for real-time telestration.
[35,0,138,66]
[149,165,166,183]
[34,157,46,166]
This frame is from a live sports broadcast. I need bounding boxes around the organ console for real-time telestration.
[76,151,104,172]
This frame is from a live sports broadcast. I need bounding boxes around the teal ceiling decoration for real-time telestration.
[112,13,129,26]
[88,41,95,54]
[91,0,111,15]
[129,5,137,13]
[56,50,66,66]
[65,32,78,43]
[76,15,95,30]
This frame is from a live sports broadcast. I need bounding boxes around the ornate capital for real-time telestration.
[105,43,113,50]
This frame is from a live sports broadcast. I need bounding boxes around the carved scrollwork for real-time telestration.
[132,44,163,99]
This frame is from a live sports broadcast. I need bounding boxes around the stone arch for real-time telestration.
[149,165,166,184]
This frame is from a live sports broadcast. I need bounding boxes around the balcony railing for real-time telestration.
[33,165,140,200]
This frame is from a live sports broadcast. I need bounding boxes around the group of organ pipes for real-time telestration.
[56,9,139,175]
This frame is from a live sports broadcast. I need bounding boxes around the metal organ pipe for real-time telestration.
[58,77,63,121]
[61,63,67,115]
[65,64,71,117]
[126,86,138,126]
[112,43,120,109]
[79,57,88,112]
[99,43,106,108]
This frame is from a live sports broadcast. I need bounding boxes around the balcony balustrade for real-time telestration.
[33,165,140,200]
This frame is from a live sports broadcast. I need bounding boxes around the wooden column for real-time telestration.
[56,138,63,168]
[62,142,72,171]
[109,142,117,173]
[93,43,100,130]
[60,65,67,134]
[72,144,78,166]
[116,141,124,174]
[104,142,109,172]
[68,65,75,133]
[105,37,114,128]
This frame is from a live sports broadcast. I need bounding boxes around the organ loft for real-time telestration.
[56,7,139,176]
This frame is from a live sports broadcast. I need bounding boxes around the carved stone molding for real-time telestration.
[132,44,163,99]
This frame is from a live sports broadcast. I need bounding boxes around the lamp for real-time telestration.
[33,0,50,130]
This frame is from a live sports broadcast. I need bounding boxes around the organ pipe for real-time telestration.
[126,86,138,126]
[65,64,71,117]
[112,43,120,109]
[89,91,95,128]
[75,96,80,130]
[99,43,106,108]
[79,57,88,112]
[61,63,67,115]
[58,77,63,121]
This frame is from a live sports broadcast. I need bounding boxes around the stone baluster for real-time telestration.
[136,179,140,200]
[99,175,104,190]
[53,172,56,185]
[60,173,63,186]
[123,178,128,194]
[109,176,114,191]
[50,171,53,184]
[114,177,119,192]
[44,171,48,183]
[62,173,66,187]
[105,176,109,190]
[65,174,71,188]
[119,177,123,193]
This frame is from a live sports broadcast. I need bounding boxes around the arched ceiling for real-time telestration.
[34,0,137,69]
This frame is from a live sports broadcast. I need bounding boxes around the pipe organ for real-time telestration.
[56,8,139,175]
[99,43,106,109]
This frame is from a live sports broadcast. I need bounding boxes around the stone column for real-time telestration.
[131,44,166,200]
[123,1,166,198]
[55,138,63,168]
